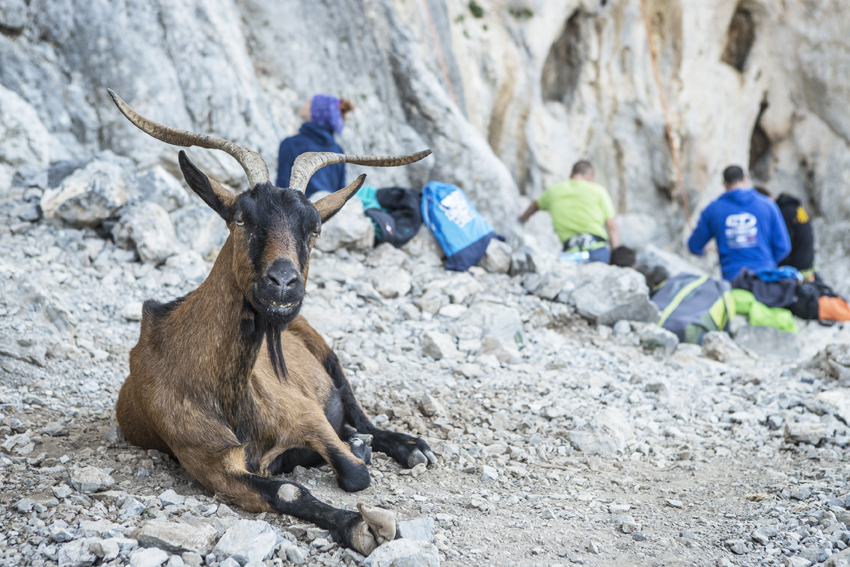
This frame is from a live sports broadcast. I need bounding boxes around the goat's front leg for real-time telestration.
[287,317,436,469]
[326,352,437,469]
[180,445,392,555]
[301,416,371,493]
[243,475,394,555]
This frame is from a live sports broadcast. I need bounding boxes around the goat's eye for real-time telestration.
[235,215,245,226]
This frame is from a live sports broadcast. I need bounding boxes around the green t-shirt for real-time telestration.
[536,179,615,244]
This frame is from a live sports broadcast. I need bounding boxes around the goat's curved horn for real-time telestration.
[288,150,432,193]
[107,89,270,188]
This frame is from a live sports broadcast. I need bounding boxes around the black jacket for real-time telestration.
[776,194,814,271]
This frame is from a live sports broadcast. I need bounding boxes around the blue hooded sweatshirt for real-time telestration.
[688,188,791,281]
[276,122,345,198]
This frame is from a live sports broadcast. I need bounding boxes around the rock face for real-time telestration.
[0,0,845,264]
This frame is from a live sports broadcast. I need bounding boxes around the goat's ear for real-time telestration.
[314,174,367,223]
[178,150,236,221]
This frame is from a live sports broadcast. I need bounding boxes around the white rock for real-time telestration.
[567,409,635,455]
[421,331,459,360]
[71,466,116,493]
[133,521,217,556]
[129,547,169,567]
[212,520,280,565]
[373,269,412,298]
[41,153,136,227]
[478,239,511,273]
[58,538,97,567]
[113,202,178,265]
[316,196,374,252]
[121,301,144,322]
[807,389,850,424]
[363,539,440,567]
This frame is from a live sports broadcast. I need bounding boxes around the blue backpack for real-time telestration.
[421,181,494,271]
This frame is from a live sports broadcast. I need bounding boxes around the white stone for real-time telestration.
[212,520,280,565]
[363,539,440,567]
[71,466,116,493]
[421,331,459,360]
[113,202,178,265]
[129,547,169,567]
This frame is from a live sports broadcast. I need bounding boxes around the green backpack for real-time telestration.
[651,274,735,344]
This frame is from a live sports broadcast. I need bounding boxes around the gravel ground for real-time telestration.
[1,195,850,567]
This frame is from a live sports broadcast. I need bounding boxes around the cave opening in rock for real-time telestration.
[721,5,755,72]
[541,10,584,104]
[749,100,771,183]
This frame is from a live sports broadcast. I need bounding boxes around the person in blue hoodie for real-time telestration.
[276,94,354,198]
[688,165,791,281]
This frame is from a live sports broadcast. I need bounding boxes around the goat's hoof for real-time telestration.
[348,437,372,465]
[353,502,395,555]
[407,448,437,468]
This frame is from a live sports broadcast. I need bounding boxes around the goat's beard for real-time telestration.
[256,316,288,381]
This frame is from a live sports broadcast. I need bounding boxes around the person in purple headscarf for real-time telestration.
[276,94,355,198]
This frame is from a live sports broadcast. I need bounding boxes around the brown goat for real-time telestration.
[108,90,435,555]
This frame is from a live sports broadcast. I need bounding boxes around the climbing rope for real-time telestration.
[639,0,692,228]
[422,0,460,108]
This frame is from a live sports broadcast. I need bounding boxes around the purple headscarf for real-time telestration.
[310,94,344,135]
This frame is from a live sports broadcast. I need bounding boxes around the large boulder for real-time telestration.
[40,152,137,227]
[568,263,659,326]
[113,202,178,264]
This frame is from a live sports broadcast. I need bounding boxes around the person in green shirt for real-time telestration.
[519,160,621,263]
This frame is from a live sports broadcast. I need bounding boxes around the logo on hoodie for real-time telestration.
[725,213,757,248]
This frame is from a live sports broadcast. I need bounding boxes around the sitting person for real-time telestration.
[276,94,355,198]
[687,165,790,281]
[754,186,815,281]
[518,160,620,263]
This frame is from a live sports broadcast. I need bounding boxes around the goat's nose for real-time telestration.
[265,260,300,291]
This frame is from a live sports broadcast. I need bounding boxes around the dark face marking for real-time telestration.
[230,183,321,379]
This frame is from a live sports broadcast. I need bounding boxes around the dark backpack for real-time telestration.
[790,278,839,320]
[364,187,423,248]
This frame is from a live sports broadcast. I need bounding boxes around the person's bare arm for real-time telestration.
[519,201,539,224]
[605,218,621,248]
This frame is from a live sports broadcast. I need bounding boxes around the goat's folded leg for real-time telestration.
[243,475,394,556]
[327,356,437,468]
[302,419,371,493]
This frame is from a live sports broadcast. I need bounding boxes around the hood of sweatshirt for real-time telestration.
[719,187,761,207]
[299,121,336,146]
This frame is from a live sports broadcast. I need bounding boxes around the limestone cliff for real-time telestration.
[0,0,846,286]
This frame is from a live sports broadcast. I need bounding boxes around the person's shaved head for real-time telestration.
[570,160,594,180]
[723,165,746,185]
